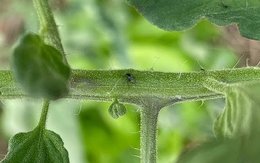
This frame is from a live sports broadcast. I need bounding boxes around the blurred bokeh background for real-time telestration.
[1,0,260,163]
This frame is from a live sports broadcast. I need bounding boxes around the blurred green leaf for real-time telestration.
[127,0,260,40]
[177,82,260,163]
[177,138,239,163]
[177,134,260,163]
[1,127,69,163]
[12,33,71,99]
[214,82,260,138]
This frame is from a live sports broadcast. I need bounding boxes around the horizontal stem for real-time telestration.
[1,67,260,106]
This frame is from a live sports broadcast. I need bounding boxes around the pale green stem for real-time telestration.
[1,68,260,105]
[38,100,50,129]
[31,0,68,131]
[140,107,160,163]
[32,0,67,64]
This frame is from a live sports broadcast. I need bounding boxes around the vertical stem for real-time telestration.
[140,107,160,163]
[38,100,50,129]
[32,0,67,64]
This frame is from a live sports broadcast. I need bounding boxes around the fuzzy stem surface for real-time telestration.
[140,107,160,163]
[32,0,67,63]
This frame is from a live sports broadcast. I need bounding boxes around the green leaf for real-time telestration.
[177,135,260,163]
[127,0,260,40]
[12,33,71,100]
[177,82,260,163]
[176,139,239,163]
[1,127,69,163]
[177,134,260,163]
[214,82,260,138]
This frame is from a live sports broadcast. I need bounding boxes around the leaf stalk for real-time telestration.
[32,0,67,63]
[38,100,50,129]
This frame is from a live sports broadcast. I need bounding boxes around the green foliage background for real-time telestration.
[0,0,239,162]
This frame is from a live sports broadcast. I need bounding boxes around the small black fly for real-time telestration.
[125,73,135,84]
[220,0,229,8]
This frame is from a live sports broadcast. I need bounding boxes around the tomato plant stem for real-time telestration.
[140,107,159,163]
[1,68,260,105]
[38,100,50,129]
[32,0,67,64]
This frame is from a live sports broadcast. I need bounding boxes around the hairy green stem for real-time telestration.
[140,106,160,163]
[31,0,67,131]
[1,67,260,105]
[38,100,50,129]
[203,77,229,93]
[32,0,67,63]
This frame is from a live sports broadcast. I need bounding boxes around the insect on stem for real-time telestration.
[220,0,229,8]
[125,73,136,84]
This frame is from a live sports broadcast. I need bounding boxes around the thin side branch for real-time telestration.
[32,0,67,64]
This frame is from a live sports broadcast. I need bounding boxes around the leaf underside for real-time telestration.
[127,0,260,40]
[1,127,69,163]
[213,84,260,138]
[177,82,260,163]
